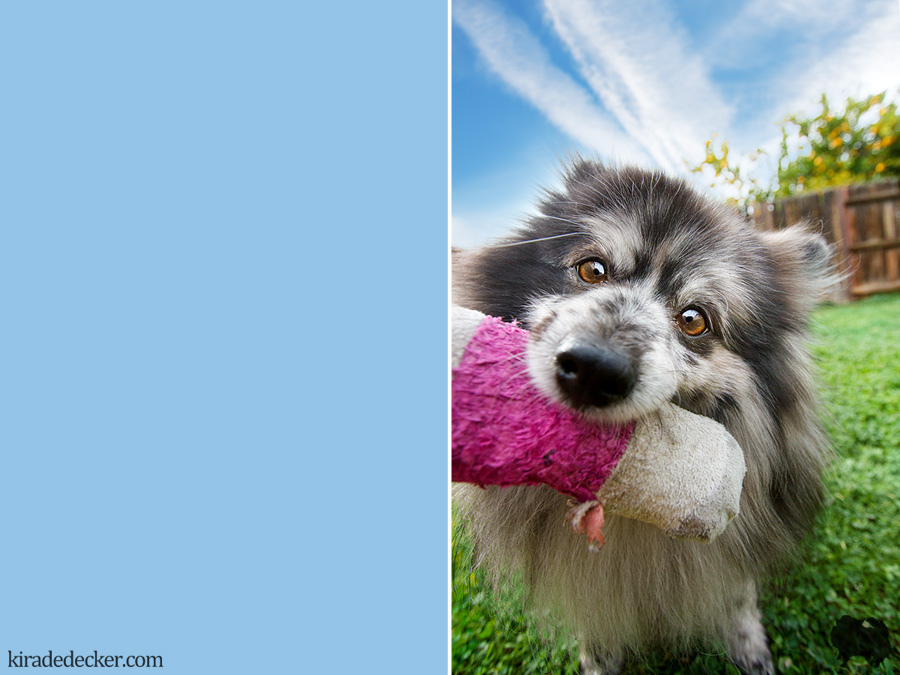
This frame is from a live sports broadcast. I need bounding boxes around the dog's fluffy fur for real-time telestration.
[452,161,833,675]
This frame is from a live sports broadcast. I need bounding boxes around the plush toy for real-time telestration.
[452,305,746,550]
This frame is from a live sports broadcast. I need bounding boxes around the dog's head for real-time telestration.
[453,161,833,425]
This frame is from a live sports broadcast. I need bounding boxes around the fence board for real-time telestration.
[750,179,900,301]
[884,201,899,282]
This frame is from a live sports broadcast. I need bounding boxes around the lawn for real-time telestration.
[452,292,900,674]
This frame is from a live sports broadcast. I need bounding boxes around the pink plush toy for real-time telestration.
[452,306,746,550]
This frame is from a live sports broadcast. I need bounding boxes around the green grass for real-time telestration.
[453,292,900,674]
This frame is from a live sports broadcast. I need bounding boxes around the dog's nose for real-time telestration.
[555,343,636,408]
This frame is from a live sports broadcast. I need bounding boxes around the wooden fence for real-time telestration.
[750,179,900,302]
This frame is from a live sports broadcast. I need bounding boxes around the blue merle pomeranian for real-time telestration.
[453,160,834,675]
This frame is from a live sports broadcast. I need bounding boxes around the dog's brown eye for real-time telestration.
[677,308,708,336]
[576,259,608,284]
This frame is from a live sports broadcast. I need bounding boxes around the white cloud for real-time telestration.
[773,3,900,119]
[704,0,900,143]
[541,0,733,172]
[454,0,734,174]
[453,0,650,165]
[709,0,862,68]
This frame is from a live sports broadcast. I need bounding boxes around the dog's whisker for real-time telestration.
[487,231,585,249]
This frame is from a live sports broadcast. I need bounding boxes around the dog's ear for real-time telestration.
[758,221,837,306]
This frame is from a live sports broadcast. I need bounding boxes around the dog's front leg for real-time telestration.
[724,582,774,675]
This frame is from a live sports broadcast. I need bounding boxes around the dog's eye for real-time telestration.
[677,308,709,336]
[576,259,608,284]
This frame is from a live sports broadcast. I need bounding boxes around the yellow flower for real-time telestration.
[814,156,823,166]
[876,162,886,173]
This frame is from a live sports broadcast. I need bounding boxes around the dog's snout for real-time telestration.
[555,343,636,408]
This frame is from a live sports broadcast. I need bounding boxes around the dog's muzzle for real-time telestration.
[554,339,636,409]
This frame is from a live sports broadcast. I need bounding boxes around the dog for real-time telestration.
[452,160,834,675]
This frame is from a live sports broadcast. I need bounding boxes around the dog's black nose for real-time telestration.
[555,343,636,408]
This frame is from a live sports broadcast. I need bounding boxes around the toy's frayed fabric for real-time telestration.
[452,316,634,502]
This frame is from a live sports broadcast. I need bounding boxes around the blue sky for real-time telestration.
[452,0,900,246]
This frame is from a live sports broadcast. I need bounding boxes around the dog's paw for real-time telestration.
[726,603,774,675]
[579,646,623,675]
